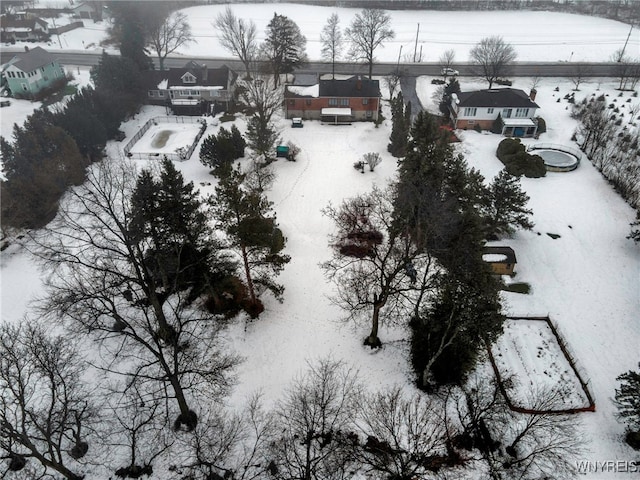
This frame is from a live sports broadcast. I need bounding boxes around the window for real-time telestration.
[178,90,189,96]
[340,98,349,106]
[515,108,529,118]
[22,83,28,91]
[328,98,338,106]
[190,90,200,96]
[158,91,165,97]
[288,99,295,106]
[182,72,196,84]
[362,98,369,105]
[148,91,155,97]
[366,110,373,118]
[502,108,512,118]
[306,99,311,106]
[487,108,494,114]
[463,107,477,116]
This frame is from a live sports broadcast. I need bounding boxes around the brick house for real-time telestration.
[144,61,237,115]
[450,88,540,137]
[284,75,380,124]
[2,47,65,99]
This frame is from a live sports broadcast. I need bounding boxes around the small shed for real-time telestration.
[482,246,517,276]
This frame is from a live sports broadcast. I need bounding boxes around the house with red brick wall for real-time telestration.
[284,75,380,124]
[450,88,540,137]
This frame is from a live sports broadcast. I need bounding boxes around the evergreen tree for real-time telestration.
[129,158,234,303]
[1,110,86,228]
[91,52,146,118]
[245,116,279,164]
[200,127,240,175]
[262,13,307,87]
[230,124,246,158]
[486,169,534,239]
[614,363,640,449]
[52,92,107,159]
[210,165,290,318]
[108,1,153,71]
[388,93,410,158]
[628,215,640,243]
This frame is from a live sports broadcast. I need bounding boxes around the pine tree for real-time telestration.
[199,127,240,175]
[129,158,234,302]
[263,13,307,87]
[614,363,640,449]
[245,116,279,164]
[230,124,246,158]
[486,169,534,239]
[210,165,290,318]
[388,93,410,158]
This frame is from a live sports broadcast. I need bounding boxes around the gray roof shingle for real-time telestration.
[8,46,58,73]
[457,88,539,109]
[319,76,380,98]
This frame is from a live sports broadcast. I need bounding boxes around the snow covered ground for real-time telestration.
[1,3,639,478]
[3,3,638,63]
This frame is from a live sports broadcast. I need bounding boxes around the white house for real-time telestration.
[450,88,540,137]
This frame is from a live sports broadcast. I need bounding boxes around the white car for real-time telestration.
[441,67,459,76]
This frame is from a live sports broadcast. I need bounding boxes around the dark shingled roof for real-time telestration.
[457,88,539,109]
[144,62,234,90]
[8,46,57,73]
[482,246,517,264]
[319,76,380,98]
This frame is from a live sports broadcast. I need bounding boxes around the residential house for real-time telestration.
[450,88,540,137]
[2,47,65,99]
[0,13,49,42]
[145,61,237,115]
[482,246,517,276]
[72,2,102,21]
[284,75,381,124]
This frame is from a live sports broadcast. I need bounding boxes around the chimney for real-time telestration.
[202,64,208,82]
[356,75,362,91]
[529,88,537,102]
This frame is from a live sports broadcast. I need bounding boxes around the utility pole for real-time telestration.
[397,45,403,74]
[51,17,62,49]
[413,23,420,63]
[619,25,633,61]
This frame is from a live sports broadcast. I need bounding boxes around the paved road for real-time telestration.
[0,49,625,78]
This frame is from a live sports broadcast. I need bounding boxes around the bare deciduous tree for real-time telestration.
[0,321,98,480]
[269,359,361,480]
[214,6,258,79]
[355,386,454,479]
[346,8,395,79]
[321,13,344,80]
[148,10,193,71]
[439,48,456,77]
[180,394,273,480]
[469,36,517,89]
[321,184,434,348]
[30,160,240,432]
[568,62,591,91]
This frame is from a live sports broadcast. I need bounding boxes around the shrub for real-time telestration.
[496,138,546,178]
[626,431,640,450]
[491,114,503,134]
[536,116,547,134]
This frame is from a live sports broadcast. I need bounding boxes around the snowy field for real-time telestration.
[2,3,638,63]
[491,318,592,411]
[128,122,203,156]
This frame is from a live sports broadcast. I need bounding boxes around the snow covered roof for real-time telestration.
[287,84,319,97]
[482,246,517,264]
[321,108,352,115]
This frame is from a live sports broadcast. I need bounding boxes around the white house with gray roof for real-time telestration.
[2,47,65,99]
[450,88,540,137]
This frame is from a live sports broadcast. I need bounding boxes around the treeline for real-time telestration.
[0,52,148,230]
[572,91,640,239]
[207,0,640,23]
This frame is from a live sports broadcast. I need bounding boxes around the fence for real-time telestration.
[123,116,208,162]
[487,315,596,415]
[526,142,585,162]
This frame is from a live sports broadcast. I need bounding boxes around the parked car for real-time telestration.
[441,67,459,76]
[292,117,303,128]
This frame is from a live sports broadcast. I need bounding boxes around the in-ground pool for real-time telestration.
[527,144,581,172]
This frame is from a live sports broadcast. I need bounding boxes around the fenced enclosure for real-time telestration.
[123,116,208,162]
